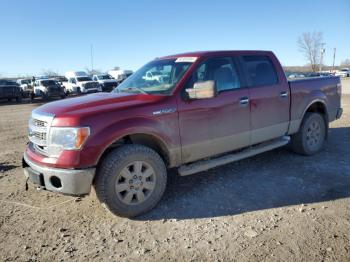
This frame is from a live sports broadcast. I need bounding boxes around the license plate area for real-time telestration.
[24,167,45,187]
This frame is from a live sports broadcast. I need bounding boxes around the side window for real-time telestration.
[242,55,278,87]
[188,57,241,92]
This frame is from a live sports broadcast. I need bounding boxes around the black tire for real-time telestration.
[290,112,326,155]
[95,144,167,217]
[41,91,48,100]
[16,95,22,103]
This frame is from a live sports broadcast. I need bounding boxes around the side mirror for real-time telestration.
[186,80,216,100]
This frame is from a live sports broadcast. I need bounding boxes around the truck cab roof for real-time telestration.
[158,50,273,60]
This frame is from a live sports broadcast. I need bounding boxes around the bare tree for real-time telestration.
[41,69,59,77]
[341,59,350,67]
[84,67,102,76]
[298,32,324,72]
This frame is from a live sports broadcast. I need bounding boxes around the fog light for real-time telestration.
[50,176,62,188]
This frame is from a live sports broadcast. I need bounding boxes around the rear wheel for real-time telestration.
[290,112,326,155]
[95,144,167,217]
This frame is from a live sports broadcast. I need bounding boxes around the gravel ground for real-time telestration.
[0,80,349,261]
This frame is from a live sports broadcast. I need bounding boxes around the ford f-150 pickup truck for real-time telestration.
[22,50,343,217]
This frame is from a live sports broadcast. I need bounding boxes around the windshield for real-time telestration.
[77,76,92,82]
[98,75,112,80]
[41,80,56,86]
[114,59,192,95]
[21,79,31,84]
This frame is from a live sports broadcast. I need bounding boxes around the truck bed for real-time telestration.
[288,76,341,134]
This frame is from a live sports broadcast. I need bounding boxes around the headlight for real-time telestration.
[47,127,90,157]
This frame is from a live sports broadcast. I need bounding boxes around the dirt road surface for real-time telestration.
[0,80,349,261]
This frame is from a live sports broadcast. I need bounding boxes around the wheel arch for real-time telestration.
[97,132,172,169]
[301,99,329,137]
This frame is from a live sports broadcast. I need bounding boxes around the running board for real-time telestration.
[178,136,290,176]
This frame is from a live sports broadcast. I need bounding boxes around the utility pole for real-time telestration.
[332,48,336,72]
[319,42,326,72]
[90,44,94,73]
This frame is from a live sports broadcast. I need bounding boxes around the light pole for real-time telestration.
[332,48,336,73]
[319,43,326,72]
[90,44,94,73]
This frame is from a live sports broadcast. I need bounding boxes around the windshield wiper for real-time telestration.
[121,87,148,94]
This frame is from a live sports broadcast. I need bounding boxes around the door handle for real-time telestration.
[280,91,288,98]
[239,97,249,105]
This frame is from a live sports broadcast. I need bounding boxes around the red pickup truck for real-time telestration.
[23,50,343,217]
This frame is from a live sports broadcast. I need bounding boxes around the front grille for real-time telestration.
[28,110,55,156]
[102,82,117,92]
[32,119,46,128]
[84,82,98,89]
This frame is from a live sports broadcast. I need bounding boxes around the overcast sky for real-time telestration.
[1,0,349,76]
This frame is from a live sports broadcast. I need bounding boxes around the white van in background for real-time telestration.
[63,71,101,94]
[108,69,133,83]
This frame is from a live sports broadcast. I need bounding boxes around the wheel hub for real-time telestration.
[115,161,156,205]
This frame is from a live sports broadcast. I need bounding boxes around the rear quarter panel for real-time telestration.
[288,76,341,133]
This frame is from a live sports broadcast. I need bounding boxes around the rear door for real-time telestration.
[177,56,251,164]
[239,54,289,144]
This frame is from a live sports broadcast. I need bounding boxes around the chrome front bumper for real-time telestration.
[23,153,95,195]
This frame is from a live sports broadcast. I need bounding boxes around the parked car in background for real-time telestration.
[108,69,133,83]
[17,78,34,98]
[0,79,22,102]
[53,76,68,86]
[23,50,342,218]
[92,74,118,92]
[142,70,169,83]
[64,71,101,94]
[335,68,350,77]
[33,79,66,99]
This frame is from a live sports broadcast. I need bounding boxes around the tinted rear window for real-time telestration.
[242,55,278,87]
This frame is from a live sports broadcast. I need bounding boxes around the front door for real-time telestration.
[177,56,251,164]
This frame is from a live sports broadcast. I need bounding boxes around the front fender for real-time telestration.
[80,116,181,167]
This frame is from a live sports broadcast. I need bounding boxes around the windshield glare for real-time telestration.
[77,77,92,82]
[115,59,192,95]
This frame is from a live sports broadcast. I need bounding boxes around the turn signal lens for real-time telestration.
[76,127,90,149]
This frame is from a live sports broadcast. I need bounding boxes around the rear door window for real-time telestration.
[242,55,278,87]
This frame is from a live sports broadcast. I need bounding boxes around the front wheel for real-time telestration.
[16,95,22,103]
[290,112,326,155]
[95,144,167,217]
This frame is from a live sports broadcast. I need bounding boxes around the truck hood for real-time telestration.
[36,92,165,125]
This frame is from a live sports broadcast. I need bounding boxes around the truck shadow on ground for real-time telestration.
[0,162,17,174]
[139,127,350,221]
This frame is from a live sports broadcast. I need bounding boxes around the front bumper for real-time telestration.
[23,153,95,195]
